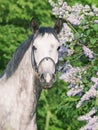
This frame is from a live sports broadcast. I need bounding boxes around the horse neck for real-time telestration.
[15,44,42,98]
[5,44,42,110]
[0,40,42,130]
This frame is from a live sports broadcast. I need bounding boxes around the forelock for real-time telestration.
[34,27,59,41]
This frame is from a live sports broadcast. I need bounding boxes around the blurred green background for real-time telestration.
[0,0,98,130]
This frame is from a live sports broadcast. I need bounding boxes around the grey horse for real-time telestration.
[0,19,62,130]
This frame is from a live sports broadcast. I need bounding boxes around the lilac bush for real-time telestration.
[49,0,98,129]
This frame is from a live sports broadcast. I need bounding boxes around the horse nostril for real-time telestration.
[52,74,56,82]
[40,73,45,82]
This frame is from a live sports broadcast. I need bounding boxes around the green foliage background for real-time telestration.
[0,0,98,130]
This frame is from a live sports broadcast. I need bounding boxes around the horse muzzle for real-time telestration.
[39,73,56,89]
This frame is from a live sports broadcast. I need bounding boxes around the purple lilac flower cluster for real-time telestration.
[77,72,98,108]
[49,0,98,26]
[60,63,86,96]
[78,107,98,130]
[83,45,94,60]
[58,23,74,44]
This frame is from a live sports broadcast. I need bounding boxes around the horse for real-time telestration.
[0,18,62,130]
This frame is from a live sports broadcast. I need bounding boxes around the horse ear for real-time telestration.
[54,19,63,34]
[30,18,39,33]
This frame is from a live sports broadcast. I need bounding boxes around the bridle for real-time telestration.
[31,44,58,74]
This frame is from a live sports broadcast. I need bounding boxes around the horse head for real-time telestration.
[30,18,63,89]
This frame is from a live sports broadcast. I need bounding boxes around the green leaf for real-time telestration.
[86,29,91,36]
[90,38,96,44]
[92,24,98,31]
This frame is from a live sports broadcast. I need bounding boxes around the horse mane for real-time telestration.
[1,35,33,79]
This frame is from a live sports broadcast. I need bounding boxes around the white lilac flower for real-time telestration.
[66,3,84,26]
[87,12,94,16]
[67,14,81,26]
[76,85,97,108]
[84,5,91,12]
[64,5,71,12]
[52,7,60,16]
[62,2,67,8]
[58,23,74,44]
[58,0,63,6]
[71,3,83,15]
[79,14,85,20]
[91,76,98,90]
[60,67,82,84]
[83,45,94,59]
[92,5,98,16]
[60,63,85,85]
[63,23,71,31]
[94,20,98,24]
[60,63,85,96]
[62,62,72,72]
[48,0,56,7]
[62,2,71,13]
[82,5,93,16]
[77,73,98,108]
[67,85,84,96]
[59,7,65,16]
[78,107,98,130]
[91,77,98,85]
[78,107,97,121]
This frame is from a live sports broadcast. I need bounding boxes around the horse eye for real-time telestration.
[57,46,60,51]
[33,46,37,50]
